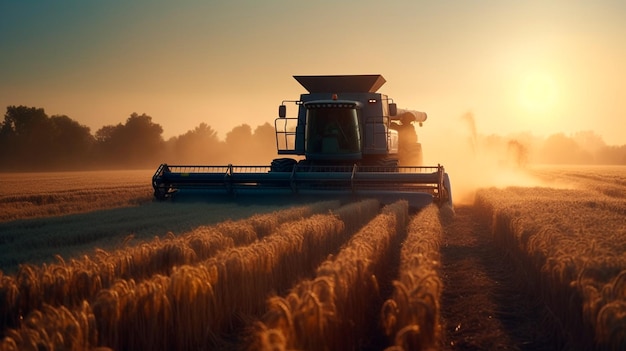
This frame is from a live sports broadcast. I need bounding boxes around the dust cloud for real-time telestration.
[419,112,546,205]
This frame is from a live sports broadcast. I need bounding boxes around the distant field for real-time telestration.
[0,166,625,350]
[530,164,626,198]
[0,170,154,222]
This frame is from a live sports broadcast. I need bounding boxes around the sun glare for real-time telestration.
[518,72,558,114]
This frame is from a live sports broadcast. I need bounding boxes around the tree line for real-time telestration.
[478,130,626,166]
[0,105,624,172]
[0,106,279,171]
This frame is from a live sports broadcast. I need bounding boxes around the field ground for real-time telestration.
[0,165,624,350]
[440,205,558,350]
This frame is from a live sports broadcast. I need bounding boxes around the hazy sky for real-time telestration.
[1,0,624,145]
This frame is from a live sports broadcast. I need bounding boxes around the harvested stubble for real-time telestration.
[382,204,443,351]
[475,187,626,350]
[1,200,379,351]
[251,200,409,351]
[0,201,340,342]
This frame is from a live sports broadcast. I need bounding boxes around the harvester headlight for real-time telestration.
[304,102,359,109]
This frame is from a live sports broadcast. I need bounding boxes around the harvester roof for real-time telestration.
[294,75,386,93]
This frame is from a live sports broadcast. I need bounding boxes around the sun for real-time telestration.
[518,72,558,114]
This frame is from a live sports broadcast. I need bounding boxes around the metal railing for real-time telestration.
[153,163,446,202]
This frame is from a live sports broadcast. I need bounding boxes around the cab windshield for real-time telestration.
[306,107,361,154]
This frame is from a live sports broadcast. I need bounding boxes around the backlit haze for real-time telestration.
[1,1,624,201]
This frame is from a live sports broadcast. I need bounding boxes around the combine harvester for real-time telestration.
[152,75,452,209]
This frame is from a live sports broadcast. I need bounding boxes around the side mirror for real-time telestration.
[278,105,287,118]
[389,103,397,116]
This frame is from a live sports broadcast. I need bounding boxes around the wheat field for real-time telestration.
[0,166,625,350]
[476,165,626,350]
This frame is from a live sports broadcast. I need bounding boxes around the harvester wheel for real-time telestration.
[271,158,297,172]
[154,183,170,200]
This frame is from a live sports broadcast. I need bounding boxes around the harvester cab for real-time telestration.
[275,75,426,168]
[152,74,452,209]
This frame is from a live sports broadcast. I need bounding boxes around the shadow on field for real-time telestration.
[0,192,339,274]
[440,205,563,350]
[163,188,361,207]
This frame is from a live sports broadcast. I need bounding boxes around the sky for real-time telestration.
[1,0,625,146]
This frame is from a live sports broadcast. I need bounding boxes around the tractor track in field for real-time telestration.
[440,205,561,350]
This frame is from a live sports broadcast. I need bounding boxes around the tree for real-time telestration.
[250,123,278,164]
[0,106,52,169]
[1,106,49,137]
[596,145,626,165]
[540,133,593,164]
[0,111,18,167]
[172,123,224,163]
[124,113,164,165]
[0,106,96,170]
[573,131,606,154]
[94,113,164,168]
[49,115,95,168]
[95,124,120,143]
[94,123,123,165]
[224,124,254,163]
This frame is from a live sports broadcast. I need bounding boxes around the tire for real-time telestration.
[270,158,297,172]
[154,183,170,200]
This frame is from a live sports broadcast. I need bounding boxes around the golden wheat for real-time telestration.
[253,200,408,350]
[0,201,341,344]
[475,185,626,350]
[382,204,443,351]
[0,301,97,351]
[9,200,374,351]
